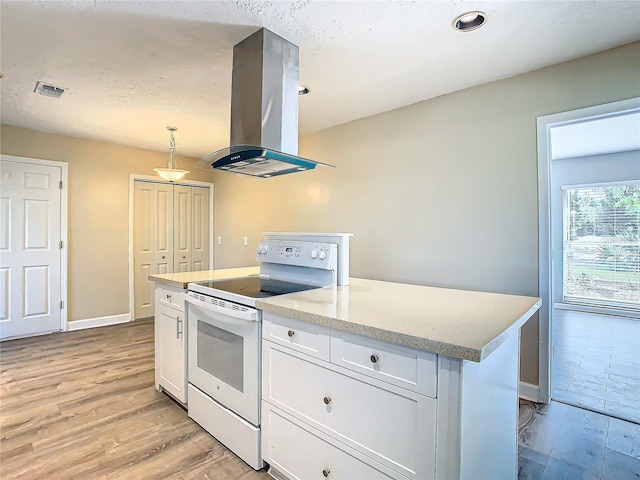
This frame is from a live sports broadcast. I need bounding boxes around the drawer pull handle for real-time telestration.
[287,330,295,338]
[322,469,330,478]
[370,354,379,364]
[323,396,332,405]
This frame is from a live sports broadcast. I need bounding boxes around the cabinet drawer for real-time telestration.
[157,285,186,311]
[262,402,405,480]
[331,331,437,398]
[263,311,330,361]
[263,344,436,479]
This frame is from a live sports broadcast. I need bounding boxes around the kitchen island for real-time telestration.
[257,277,541,480]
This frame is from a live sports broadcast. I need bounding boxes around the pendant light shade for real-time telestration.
[154,126,189,181]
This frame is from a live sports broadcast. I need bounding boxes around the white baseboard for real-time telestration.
[67,313,131,331]
[519,381,541,403]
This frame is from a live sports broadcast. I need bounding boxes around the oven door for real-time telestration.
[186,296,261,426]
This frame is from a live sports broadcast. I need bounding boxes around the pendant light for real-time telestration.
[154,126,189,181]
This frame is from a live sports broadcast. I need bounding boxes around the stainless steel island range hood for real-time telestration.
[199,29,334,178]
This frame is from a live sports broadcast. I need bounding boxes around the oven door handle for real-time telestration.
[185,295,259,322]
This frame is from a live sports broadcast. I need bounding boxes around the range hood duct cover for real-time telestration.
[199,28,334,178]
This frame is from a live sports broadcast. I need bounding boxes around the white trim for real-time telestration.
[67,313,131,331]
[554,302,640,320]
[435,356,462,480]
[0,154,68,333]
[518,381,541,403]
[128,174,215,321]
[536,97,640,406]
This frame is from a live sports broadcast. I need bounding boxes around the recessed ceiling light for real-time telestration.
[298,85,310,95]
[453,11,487,32]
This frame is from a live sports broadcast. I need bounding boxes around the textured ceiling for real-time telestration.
[1,0,639,159]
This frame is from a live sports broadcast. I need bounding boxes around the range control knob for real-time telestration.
[319,251,327,260]
[256,247,262,255]
[311,250,318,259]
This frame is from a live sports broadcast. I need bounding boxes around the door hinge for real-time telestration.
[59,240,64,249]
[59,180,63,189]
[60,300,64,309]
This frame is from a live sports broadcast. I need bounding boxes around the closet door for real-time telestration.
[173,185,210,273]
[173,185,192,273]
[134,181,211,319]
[133,181,173,319]
[190,186,210,271]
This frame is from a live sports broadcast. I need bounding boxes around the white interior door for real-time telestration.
[0,158,63,339]
[133,180,211,320]
[173,185,192,273]
[133,181,173,319]
[173,185,210,272]
[190,186,210,271]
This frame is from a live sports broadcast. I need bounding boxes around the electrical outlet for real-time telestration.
[243,236,248,246]
[217,236,222,245]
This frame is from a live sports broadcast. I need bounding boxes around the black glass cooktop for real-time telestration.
[195,276,320,299]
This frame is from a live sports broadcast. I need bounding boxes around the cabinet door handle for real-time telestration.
[323,396,332,405]
[322,469,330,477]
[287,330,295,338]
[176,316,183,339]
[166,294,171,300]
[370,354,379,364]
[162,255,165,259]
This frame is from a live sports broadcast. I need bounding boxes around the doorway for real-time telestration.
[537,98,640,423]
[130,177,214,320]
[0,155,68,339]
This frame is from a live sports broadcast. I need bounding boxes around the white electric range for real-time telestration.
[185,236,344,470]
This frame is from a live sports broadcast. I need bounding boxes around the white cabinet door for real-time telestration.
[155,294,186,403]
[0,159,62,339]
[263,342,436,479]
[263,402,403,480]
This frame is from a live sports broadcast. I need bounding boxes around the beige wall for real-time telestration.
[0,128,212,322]
[2,42,639,385]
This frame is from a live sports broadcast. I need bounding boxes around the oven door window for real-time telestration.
[197,320,244,392]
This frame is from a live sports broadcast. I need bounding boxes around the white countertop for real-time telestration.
[256,277,541,362]
[148,266,260,289]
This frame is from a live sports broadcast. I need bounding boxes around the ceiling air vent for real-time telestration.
[34,81,66,98]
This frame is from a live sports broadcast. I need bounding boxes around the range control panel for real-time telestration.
[256,239,337,270]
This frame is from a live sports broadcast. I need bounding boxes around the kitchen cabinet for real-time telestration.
[154,284,187,404]
[261,310,521,480]
[262,311,436,480]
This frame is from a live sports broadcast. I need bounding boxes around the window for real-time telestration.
[563,183,640,310]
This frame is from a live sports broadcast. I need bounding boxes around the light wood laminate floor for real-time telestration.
[3,319,638,479]
[0,319,269,479]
